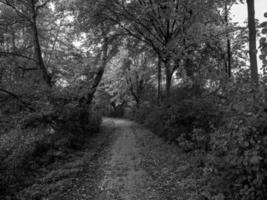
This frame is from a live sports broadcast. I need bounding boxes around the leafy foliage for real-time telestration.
[207,80,267,200]
[132,90,220,151]
[132,75,267,199]
[0,94,102,198]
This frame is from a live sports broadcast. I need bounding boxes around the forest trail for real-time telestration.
[96,118,161,200]
[62,118,202,200]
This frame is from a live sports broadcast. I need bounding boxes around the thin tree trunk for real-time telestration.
[246,0,259,85]
[30,0,52,87]
[226,39,231,77]
[157,54,162,103]
[131,88,140,105]
[166,73,171,103]
[86,64,106,105]
[164,59,172,105]
[225,2,232,77]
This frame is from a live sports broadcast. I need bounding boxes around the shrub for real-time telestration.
[0,128,53,196]
[210,111,267,200]
[133,96,220,151]
[0,101,102,198]
[206,80,267,200]
[129,102,155,123]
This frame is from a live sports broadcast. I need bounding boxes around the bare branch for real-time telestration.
[0,51,37,62]
[0,0,31,21]
[18,65,38,71]
[0,88,20,99]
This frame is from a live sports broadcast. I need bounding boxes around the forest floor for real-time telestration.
[17,118,208,200]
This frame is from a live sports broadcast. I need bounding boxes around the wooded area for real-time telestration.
[0,0,267,199]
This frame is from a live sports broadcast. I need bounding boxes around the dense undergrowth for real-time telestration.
[0,88,102,199]
[130,83,267,200]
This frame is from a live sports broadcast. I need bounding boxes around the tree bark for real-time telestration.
[86,64,106,105]
[246,0,259,85]
[30,0,52,87]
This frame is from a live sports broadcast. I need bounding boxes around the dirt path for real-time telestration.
[8,118,203,199]
[52,118,204,200]
[96,118,160,200]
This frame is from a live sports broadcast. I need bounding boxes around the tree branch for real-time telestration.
[0,88,20,99]
[18,65,38,71]
[0,51,37,62]
[0,88,36,111]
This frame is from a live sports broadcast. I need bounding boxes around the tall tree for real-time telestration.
[30,0,52,87]
[246,0,259,85]
[0,0,53,87]
[259,12,267,74]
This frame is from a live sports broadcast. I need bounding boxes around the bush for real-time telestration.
[201,80,267,200]
[0,128,53,196]
[0,101,102,198]
[56,105,102,148]
[210,110,267,200]
[133,96,220,151]
[131,81,267,199]
[128,101,154,123]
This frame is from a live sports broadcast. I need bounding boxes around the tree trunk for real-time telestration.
[246,0,259,85]
[30,0,52,87]
[86,37,109,105]
[225,2,232,77]
[157,54,162,103]
[166,72,171,104]
[164,59,172,105]
[132,91,140,106]
[226,39,231,77]
[86,65,106,105]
